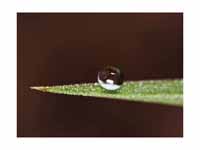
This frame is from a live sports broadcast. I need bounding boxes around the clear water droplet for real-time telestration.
[97,66,123,91]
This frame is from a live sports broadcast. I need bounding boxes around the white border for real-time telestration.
[17,0,183,12]
[3,0,200,149]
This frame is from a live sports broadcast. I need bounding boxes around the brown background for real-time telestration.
[17,13,183,137]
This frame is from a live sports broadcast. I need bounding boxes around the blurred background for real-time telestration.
[17,13,183,137]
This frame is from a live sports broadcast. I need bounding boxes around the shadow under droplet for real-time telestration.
[102,89,121,94]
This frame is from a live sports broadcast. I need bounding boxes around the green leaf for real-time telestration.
[31,79,183,107]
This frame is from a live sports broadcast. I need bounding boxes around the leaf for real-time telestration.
[31,79,183,107]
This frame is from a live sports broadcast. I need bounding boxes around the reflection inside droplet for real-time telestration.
[97,66,123,91]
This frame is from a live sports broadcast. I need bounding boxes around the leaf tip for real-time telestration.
[30,86,48,92]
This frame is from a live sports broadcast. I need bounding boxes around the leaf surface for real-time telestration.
[31,79,183,107]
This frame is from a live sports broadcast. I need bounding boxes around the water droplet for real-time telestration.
[97,66,123,90]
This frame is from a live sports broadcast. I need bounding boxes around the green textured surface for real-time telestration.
[31,79,183,107]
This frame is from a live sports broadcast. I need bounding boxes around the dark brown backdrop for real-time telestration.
[17,13,183,137]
